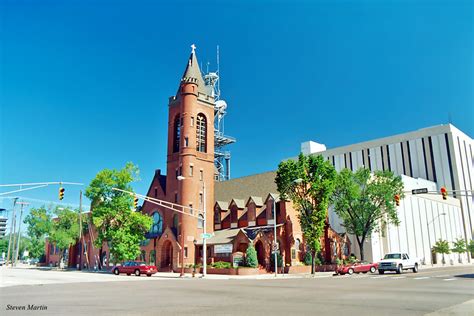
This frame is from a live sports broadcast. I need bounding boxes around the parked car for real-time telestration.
[378,253,420,274]
[336,261,378,275]
[112,261,157,277]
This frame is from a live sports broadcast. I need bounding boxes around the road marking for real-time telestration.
[443,278,456,281]
[435,275,450,278]
[370,276,388,279]
[414,277,430,280]
[391,276,406,279]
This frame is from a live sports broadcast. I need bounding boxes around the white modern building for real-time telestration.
[300,124,473,264]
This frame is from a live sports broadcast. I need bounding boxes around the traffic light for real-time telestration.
[0,217,7,238]
[59,187,65,200]
[394,194,400,206]
[440,187,448,200]
[134,196,139,209]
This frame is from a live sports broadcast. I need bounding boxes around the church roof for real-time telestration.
[214,171,278,202]
[179,46,210,96]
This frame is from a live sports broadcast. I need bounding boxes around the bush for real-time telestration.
[314,257,322,266]
[211,261,232,269]
[246,245,258,268]
[270,253,284,268]
[335,258,343,266]
[303,252,312,266]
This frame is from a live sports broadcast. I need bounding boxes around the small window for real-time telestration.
[175,193,178,203]
[191,117,194,126]
[184,247,188,258]
[189,165,193,177]
[184,137,189,147]
[175,169,178,179]
[154,188,158,198]
[199,193,203,208]
[200,170,203,181]
[189,204,193,215]
[291,249,296,260]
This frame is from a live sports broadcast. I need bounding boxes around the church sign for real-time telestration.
[214,244,233,254]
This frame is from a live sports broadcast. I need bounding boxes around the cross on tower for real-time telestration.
[191,44,196,53]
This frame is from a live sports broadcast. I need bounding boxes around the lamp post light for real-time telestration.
[177,175,207,278]
[426,212,446,266]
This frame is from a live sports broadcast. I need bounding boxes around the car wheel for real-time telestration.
[396,264,403,274]
[147,274,152,277]
[370,266,376,273]
[412,263,418,273]
[113,268,119,275]
[348,268,354,275]
[135,269,141,276]
[379,270,384,274]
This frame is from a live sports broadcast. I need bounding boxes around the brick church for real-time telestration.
[45,46,350,271]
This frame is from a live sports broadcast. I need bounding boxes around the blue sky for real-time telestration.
[1,0,473,222]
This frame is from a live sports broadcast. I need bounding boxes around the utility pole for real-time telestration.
[14,201,28,266]
[273,198,278,277]
[79,190,83,270]
[6,198,18,266]
[202,181,207,277]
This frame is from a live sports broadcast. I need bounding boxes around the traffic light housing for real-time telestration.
[440,187,448,200]
[134,196,139,209]
[394,194,400,206]
[59,187,65,200]
[0,217,7,238]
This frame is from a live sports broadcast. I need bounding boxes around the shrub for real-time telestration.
[303,251,312,266]
[270,253,284,268]
[335,258,343,266]
[314,257,322,266]
[211,261,232,269]
[246,245,258,268]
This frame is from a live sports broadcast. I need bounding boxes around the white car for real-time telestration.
[378,253,420,274]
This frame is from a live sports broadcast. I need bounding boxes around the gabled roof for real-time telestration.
[264,193,280,203]
[215,200,229,211]
[246,196,263,207]
[195,228,249,245]
[230,198,245,209]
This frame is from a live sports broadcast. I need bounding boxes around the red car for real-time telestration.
[336,261,378,275]
[112,261,157,277]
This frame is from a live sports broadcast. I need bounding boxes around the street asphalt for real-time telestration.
[1,265,473,315]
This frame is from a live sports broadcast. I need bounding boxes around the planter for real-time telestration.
[236,267,259,275]
[284,265,312,274]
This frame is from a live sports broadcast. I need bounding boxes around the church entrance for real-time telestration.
[161,241,173,271]
[255,240,266,268]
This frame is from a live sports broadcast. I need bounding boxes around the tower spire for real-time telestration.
[179,44,209,96]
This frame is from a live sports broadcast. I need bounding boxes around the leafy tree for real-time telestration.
[331,168,404,261]
[276,153,337,274]
[451,238,466,263]
[0,237,8,254]
[48,207,79,266]
[23,206,52,259]
[85,162,152,266]
[468,240,474,258]
[245,244,258,268]
[432,239,450,265]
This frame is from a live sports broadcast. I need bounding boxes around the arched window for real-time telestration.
[151,212,163,236]
[140,250,146,262]
[196,114,207,153]
[198,214,204,229]
[173,115,181,152]
[295,238,301,250]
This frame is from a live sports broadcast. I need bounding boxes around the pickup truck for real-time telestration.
[378,253,420,274]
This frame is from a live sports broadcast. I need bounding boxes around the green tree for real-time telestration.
[468,240,474,258]
[451,238,466,263]
[331,168,404,261]
[85,162,152,266]
[0,237,8,254]
[245,244,258,268]
[23,206,52,259]
[432,239,451,265]
[276,153,337,274]
[48,207,79,266]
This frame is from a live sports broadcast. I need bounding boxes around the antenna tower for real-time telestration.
[204,46,236,181]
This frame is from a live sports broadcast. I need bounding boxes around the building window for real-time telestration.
[175,169,178,179]
[151,212,163,236]
[214,209,221,224]
[189,204,193,215]
[199,170,203,181]
[295,238,301,250]
[191,117,194,126]
[189,165,193,177]
[196,114,207,153]
[199,193,203,209]
[140,250,146,262]
[173,115,181,153]
[184,137,189,147]
[174,193,178,203]
[154,188,157,198]
[184,247,188,258]
[173,214,179,228]
[149,250,156,266]
[198,214,204,229]
[291,249,296,260]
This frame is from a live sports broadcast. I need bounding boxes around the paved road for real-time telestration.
[1,266,473,315]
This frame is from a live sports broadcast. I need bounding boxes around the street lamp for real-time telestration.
[426,212,446,266]
[177,175,207,277]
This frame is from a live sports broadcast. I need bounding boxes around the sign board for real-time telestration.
[214,244,233,254]
[200,233,214,239]
[412,188,428,195]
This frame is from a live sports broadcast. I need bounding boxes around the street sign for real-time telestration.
[412,188,428,195]
[200,233,214,239]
